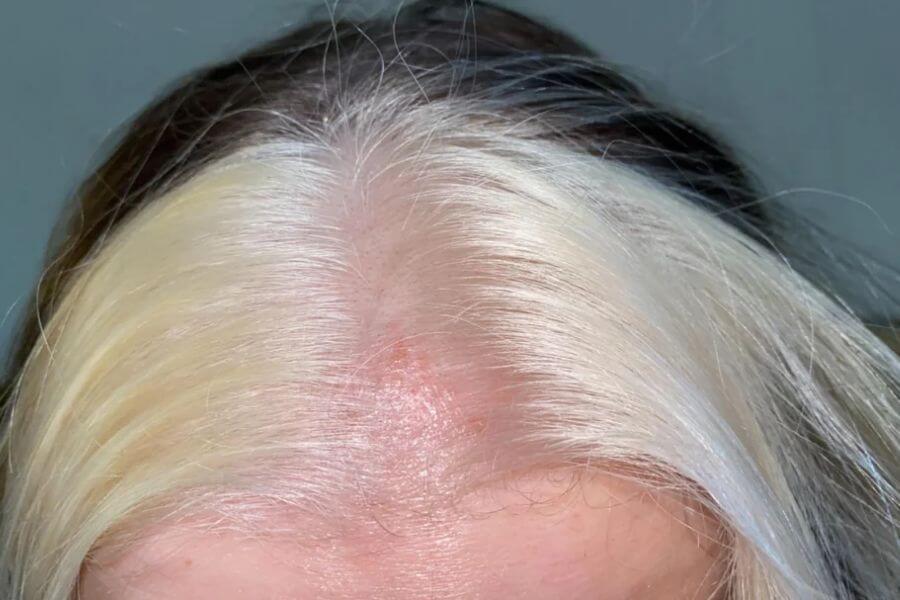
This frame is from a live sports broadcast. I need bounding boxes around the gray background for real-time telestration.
[2,0,899,366]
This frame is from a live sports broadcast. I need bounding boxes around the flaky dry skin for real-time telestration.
[79,338,725,599]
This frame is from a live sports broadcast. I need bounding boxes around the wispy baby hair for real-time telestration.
[1,1,898,599]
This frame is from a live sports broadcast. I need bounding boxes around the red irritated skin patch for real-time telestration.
[79,331,727,600]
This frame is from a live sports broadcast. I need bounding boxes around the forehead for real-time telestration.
[79,468,725,599]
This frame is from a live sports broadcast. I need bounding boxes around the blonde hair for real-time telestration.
[1,2,898,598]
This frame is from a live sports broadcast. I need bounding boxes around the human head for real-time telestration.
[1,2,898,598]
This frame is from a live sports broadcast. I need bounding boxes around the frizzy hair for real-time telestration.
[1,1,898,598]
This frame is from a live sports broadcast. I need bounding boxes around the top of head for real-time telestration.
[67,139,730,599]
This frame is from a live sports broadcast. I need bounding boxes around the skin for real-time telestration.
[79,469,726,599]
[78,331,728,599]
